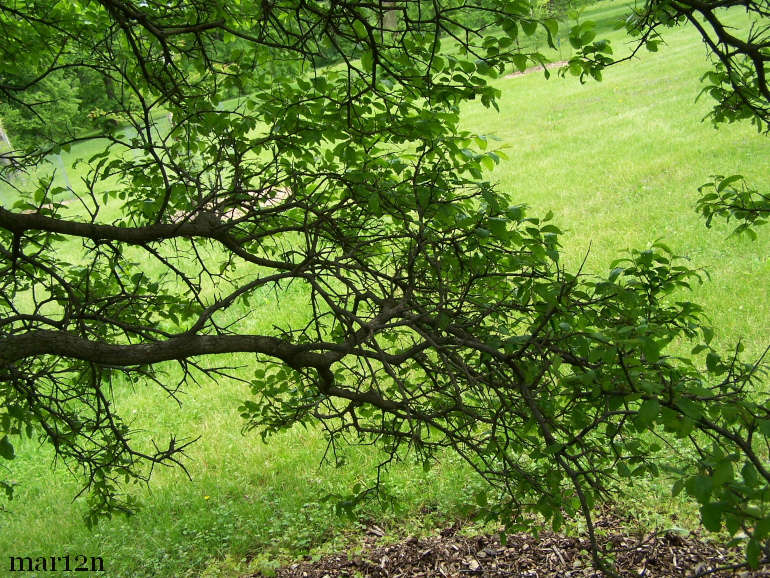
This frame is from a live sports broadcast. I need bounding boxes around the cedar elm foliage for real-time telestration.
[0,0,768,571]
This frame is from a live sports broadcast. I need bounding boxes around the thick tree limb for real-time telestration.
[0,330,338,369]
[0,206,221,241]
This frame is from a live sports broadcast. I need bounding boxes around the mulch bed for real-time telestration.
[257,518,770,578]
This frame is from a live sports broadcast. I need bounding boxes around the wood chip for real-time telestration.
[259,514,768,578]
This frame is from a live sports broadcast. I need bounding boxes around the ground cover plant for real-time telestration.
[0,0,769,575]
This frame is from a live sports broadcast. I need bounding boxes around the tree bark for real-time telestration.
[0,330,336,369]
[0,119,12,166]
[383,1,398,33]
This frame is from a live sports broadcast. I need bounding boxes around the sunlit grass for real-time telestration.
[462,7,770,358]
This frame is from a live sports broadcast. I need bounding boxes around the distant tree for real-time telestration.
[0,0,768,573]
[0,73,83,149]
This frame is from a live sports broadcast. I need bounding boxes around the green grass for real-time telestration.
[2,2,769,576]
[461,6,770,357]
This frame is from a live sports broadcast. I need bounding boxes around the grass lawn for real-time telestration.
[1,2,768,576]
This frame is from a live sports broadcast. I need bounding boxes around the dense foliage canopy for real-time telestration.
[0,0,768,572]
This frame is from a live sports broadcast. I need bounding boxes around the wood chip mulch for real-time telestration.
[257,519,770,578]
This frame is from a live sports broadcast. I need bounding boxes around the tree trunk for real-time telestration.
[383,1,398,33]
[102,75,116,101]
[0,119,12,166]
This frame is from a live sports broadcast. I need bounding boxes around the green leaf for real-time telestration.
[543,19,559,38]
[688,475,712,503]
[635,399,660,428]
[746,538,760,569]
[367,192,381,214]
[352,19,368,40]
[502,19,518,39]
[671,479,685,497]
[481,155,495,171]
[431,55,445,73]
[754,517,770,539]
[609,267,624,282]
[360,50,374,73]
[700,503,722,531]
[742,462,759,486]
[487,217,508,239]
[712,460,733,487]
[717,174,743,192]
[706,352,720,372]
[511,54,528,72]
[757,419,770,437]
[725,514,741,536]
[0,436,14,460]
[641,338,661,363]
[521,20,537,36]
